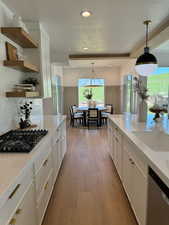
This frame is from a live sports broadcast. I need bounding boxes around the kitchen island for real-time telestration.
[108,114,169,225]
[0,115,67,225]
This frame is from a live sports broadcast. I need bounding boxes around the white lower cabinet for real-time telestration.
[37,170,53,225]
[123,142,147,225]
[10,183,37,225]
[1,119,67,225]
[108,119,147,225]
[122,147,133,201]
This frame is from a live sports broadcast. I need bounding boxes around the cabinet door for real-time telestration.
[40,28,51,98]
[13,183,37,225]
[116,138,123,180]
[132,163,147,225]
[113,136,118,169]
[122,148,133,202]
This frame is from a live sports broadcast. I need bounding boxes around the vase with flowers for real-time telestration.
[83,89,93,107]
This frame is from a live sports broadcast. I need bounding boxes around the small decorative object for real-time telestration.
[149,97,168,121]
[5,42,18,60]
[19,101,33,129]
[12,15,29,33]
[133,77,149,122]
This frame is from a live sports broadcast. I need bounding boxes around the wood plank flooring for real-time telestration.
[42,127,137,225]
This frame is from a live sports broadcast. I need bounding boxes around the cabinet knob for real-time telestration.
[16,208,22,215]
[9,218,16,225]
[44,181,49,190]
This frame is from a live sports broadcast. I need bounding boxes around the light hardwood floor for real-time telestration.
[42,127,137,225]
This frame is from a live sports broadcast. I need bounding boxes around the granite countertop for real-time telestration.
[0,115,66,202]
[108,114,169,187]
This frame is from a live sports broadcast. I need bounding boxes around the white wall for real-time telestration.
[0,1,43,133]
[63,66,121,87]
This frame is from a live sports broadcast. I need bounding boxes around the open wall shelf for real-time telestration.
[4,60,39,72]
[6,91,39,98]
[1,27,38,48]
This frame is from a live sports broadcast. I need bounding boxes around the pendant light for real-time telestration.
[135,20,158,76]
[85,63,103,87]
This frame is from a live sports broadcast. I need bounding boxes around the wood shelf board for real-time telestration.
[4,60,39,72]
[6,91,39,98]
[1,27,38,48]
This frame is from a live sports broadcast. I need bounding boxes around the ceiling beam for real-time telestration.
[130,18,169,58]
[69,53,130,60]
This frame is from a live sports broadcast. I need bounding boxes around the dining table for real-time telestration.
[77,106,107,126]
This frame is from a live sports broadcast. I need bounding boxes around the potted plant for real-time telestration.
[19,101,33,129]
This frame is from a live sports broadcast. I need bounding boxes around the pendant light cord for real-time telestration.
[144,20,151,53]
[146,22,148,48]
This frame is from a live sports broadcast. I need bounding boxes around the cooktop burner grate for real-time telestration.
[0,129,48,153]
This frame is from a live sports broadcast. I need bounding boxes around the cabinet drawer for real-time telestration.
[37,170,53,225]
[34,140,52,173]
[6,183,36,225]
[124,138,147,176]
[0,166,33,225]
[35,151,53,200]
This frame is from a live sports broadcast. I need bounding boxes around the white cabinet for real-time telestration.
[52,120,67,183]
[108,121,123,180]
[9,183,37,225]
[123,147,134,201]
[1,118,67,225]
[40,27,52,98]
[108,118,147,225]
[122,140,147,225]
[37,170,53,225]
[132,162,147,225]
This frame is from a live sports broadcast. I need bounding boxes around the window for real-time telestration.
[147,67,169,108]
[78,78,105,106]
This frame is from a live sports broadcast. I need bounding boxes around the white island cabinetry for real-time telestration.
[108,118,148,225]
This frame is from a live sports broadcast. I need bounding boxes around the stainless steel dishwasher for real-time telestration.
[147,167,169,225]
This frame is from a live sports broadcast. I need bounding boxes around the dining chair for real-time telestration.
[69,106,84,127]
[101,104,114,125]
[87,108,100,128]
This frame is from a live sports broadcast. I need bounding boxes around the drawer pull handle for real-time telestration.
[43,159,48,167]
[8,184,21,199]
[44,182,49,190]
[9,218,16,225]
[16,208,22,215]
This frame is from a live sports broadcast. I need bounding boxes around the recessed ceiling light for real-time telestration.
[80,10,92,18]
[83,47,88,50]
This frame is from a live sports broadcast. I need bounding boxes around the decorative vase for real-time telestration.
[138,100,147,122]
[87,100,92,107]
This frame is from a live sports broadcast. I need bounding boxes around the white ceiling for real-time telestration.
[2,0,169,63]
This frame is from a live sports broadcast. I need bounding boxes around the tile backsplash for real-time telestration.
[0,97,43,133]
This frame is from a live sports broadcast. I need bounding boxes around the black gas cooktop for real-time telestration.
[0,129,48,153]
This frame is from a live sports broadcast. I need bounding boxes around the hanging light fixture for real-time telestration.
[135,20,158,76]
[85,63,103,87]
